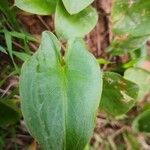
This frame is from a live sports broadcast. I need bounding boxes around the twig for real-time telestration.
[37,15,51,30]
[108,126,131,150]
[12,40,24,49]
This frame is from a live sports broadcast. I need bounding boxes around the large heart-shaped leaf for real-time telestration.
[133,109,150,133]
[20,31,102,149]
[124,68,150,100]
[100,72,139,116]
[62,0,94,14]
[55,1,98,40]
[15,0,58,15]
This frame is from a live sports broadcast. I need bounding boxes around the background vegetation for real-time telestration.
[0,0,150,149]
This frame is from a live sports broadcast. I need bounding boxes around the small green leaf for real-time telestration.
[55,1,98,40]
[20,31,102,149]
[124,68,150,100]
[0,100,21,126]
[97,58,111,65]
[100,72,139,116]
[62,0,94,14]
[15,0,58,15]
[133,109,150,133]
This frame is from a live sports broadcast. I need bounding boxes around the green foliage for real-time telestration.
[0,0,19,30]
[100,72,139,116]
[0,46,7,54]
[13,51,30,61]
[15,0,57,15]
[15,0,98,41]
[62,0,94,14]
[112,0,150,36]
[0,29,36,69]
[4,30,17,69]
[108,35,149,55]
[124,68,150,100]
[109,0,150,55]
[15,0,94,15]
[20,31,102,149]
[123,132,140,150]
[0,99,21,126]
[1,0,149,148]
[55,1,98,40]
[133,109,150,133]
[7,31,37,42]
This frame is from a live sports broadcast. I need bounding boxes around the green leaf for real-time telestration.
[4,30,13,59]
[111,0,150,56]
[20,31,102,149]
[15,0,58,15]
[108,35,149,56]
[62,0,94,14]
[9,31,37,42]
[123,132,140,150]
[0,0,19,30]
[13,51,31,61]
[124,68,150,100]
[133,109,150,133]
[97,58,111,65]
[55,1,98,40]
[100,72,139,116]
[0,46,7,54]
[4,30,18,70]
[0,100,21,126]
[112,0,150,37]
[0,46,30,61]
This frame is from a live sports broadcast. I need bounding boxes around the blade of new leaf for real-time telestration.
[100,72,139,116]
[124,68,150,100]
[4,30,13,58]
[15,0,58,15]
[0,99,21,126]
[13,51,31,61]
[0,46,30,61]
[62,0,94,14]
[4,30,18,70]
[133,109,150,133]
[20,31,102,150]
[9,31,37,42]
[55,1,98,40]
[0,46,7,54]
